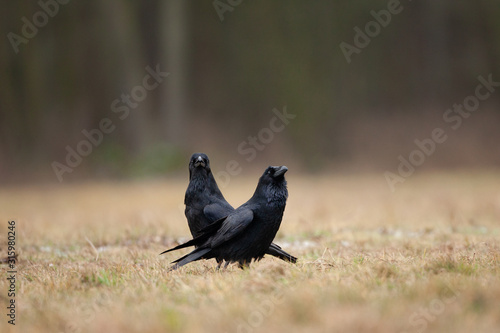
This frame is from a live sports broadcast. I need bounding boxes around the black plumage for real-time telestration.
[162,165,291,269]
[184,153,233,239]
[183,153,296,264]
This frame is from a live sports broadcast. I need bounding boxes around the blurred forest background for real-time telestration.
[1,0,499,183]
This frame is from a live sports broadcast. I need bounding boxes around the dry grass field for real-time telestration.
[1,170,499,333]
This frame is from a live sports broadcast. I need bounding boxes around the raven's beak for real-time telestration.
[194,156,206,168]
[274,166,288,177]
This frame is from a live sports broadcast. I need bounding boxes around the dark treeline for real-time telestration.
[1,1,499,181]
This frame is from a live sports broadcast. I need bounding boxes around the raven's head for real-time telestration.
[263,165,288,180]
[257,166,288,204]
[188,153,211,179]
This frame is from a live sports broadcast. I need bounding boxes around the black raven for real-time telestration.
[184,153,233,238]
[162,165,290,270]
[184,153,296,264]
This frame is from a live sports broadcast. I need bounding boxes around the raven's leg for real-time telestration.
[216,259,223,270]
[238,260,250,270]
[223,261,230,269]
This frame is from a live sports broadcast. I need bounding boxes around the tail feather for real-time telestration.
[160,217,227,255]
[160,237,201,255]
[266,243,297,263]
[169,247,212,271]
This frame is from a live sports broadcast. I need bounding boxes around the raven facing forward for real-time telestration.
[184,153,296,264]
[162,165,290,270]
[184,153,233,239]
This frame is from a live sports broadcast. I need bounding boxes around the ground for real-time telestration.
[0,170,499,333]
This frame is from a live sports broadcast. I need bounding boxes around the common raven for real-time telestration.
[184,153,296,264]
[184,153,233,238]
[162,165,290,270]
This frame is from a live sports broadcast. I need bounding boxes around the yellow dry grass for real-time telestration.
[0,170,499,333]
